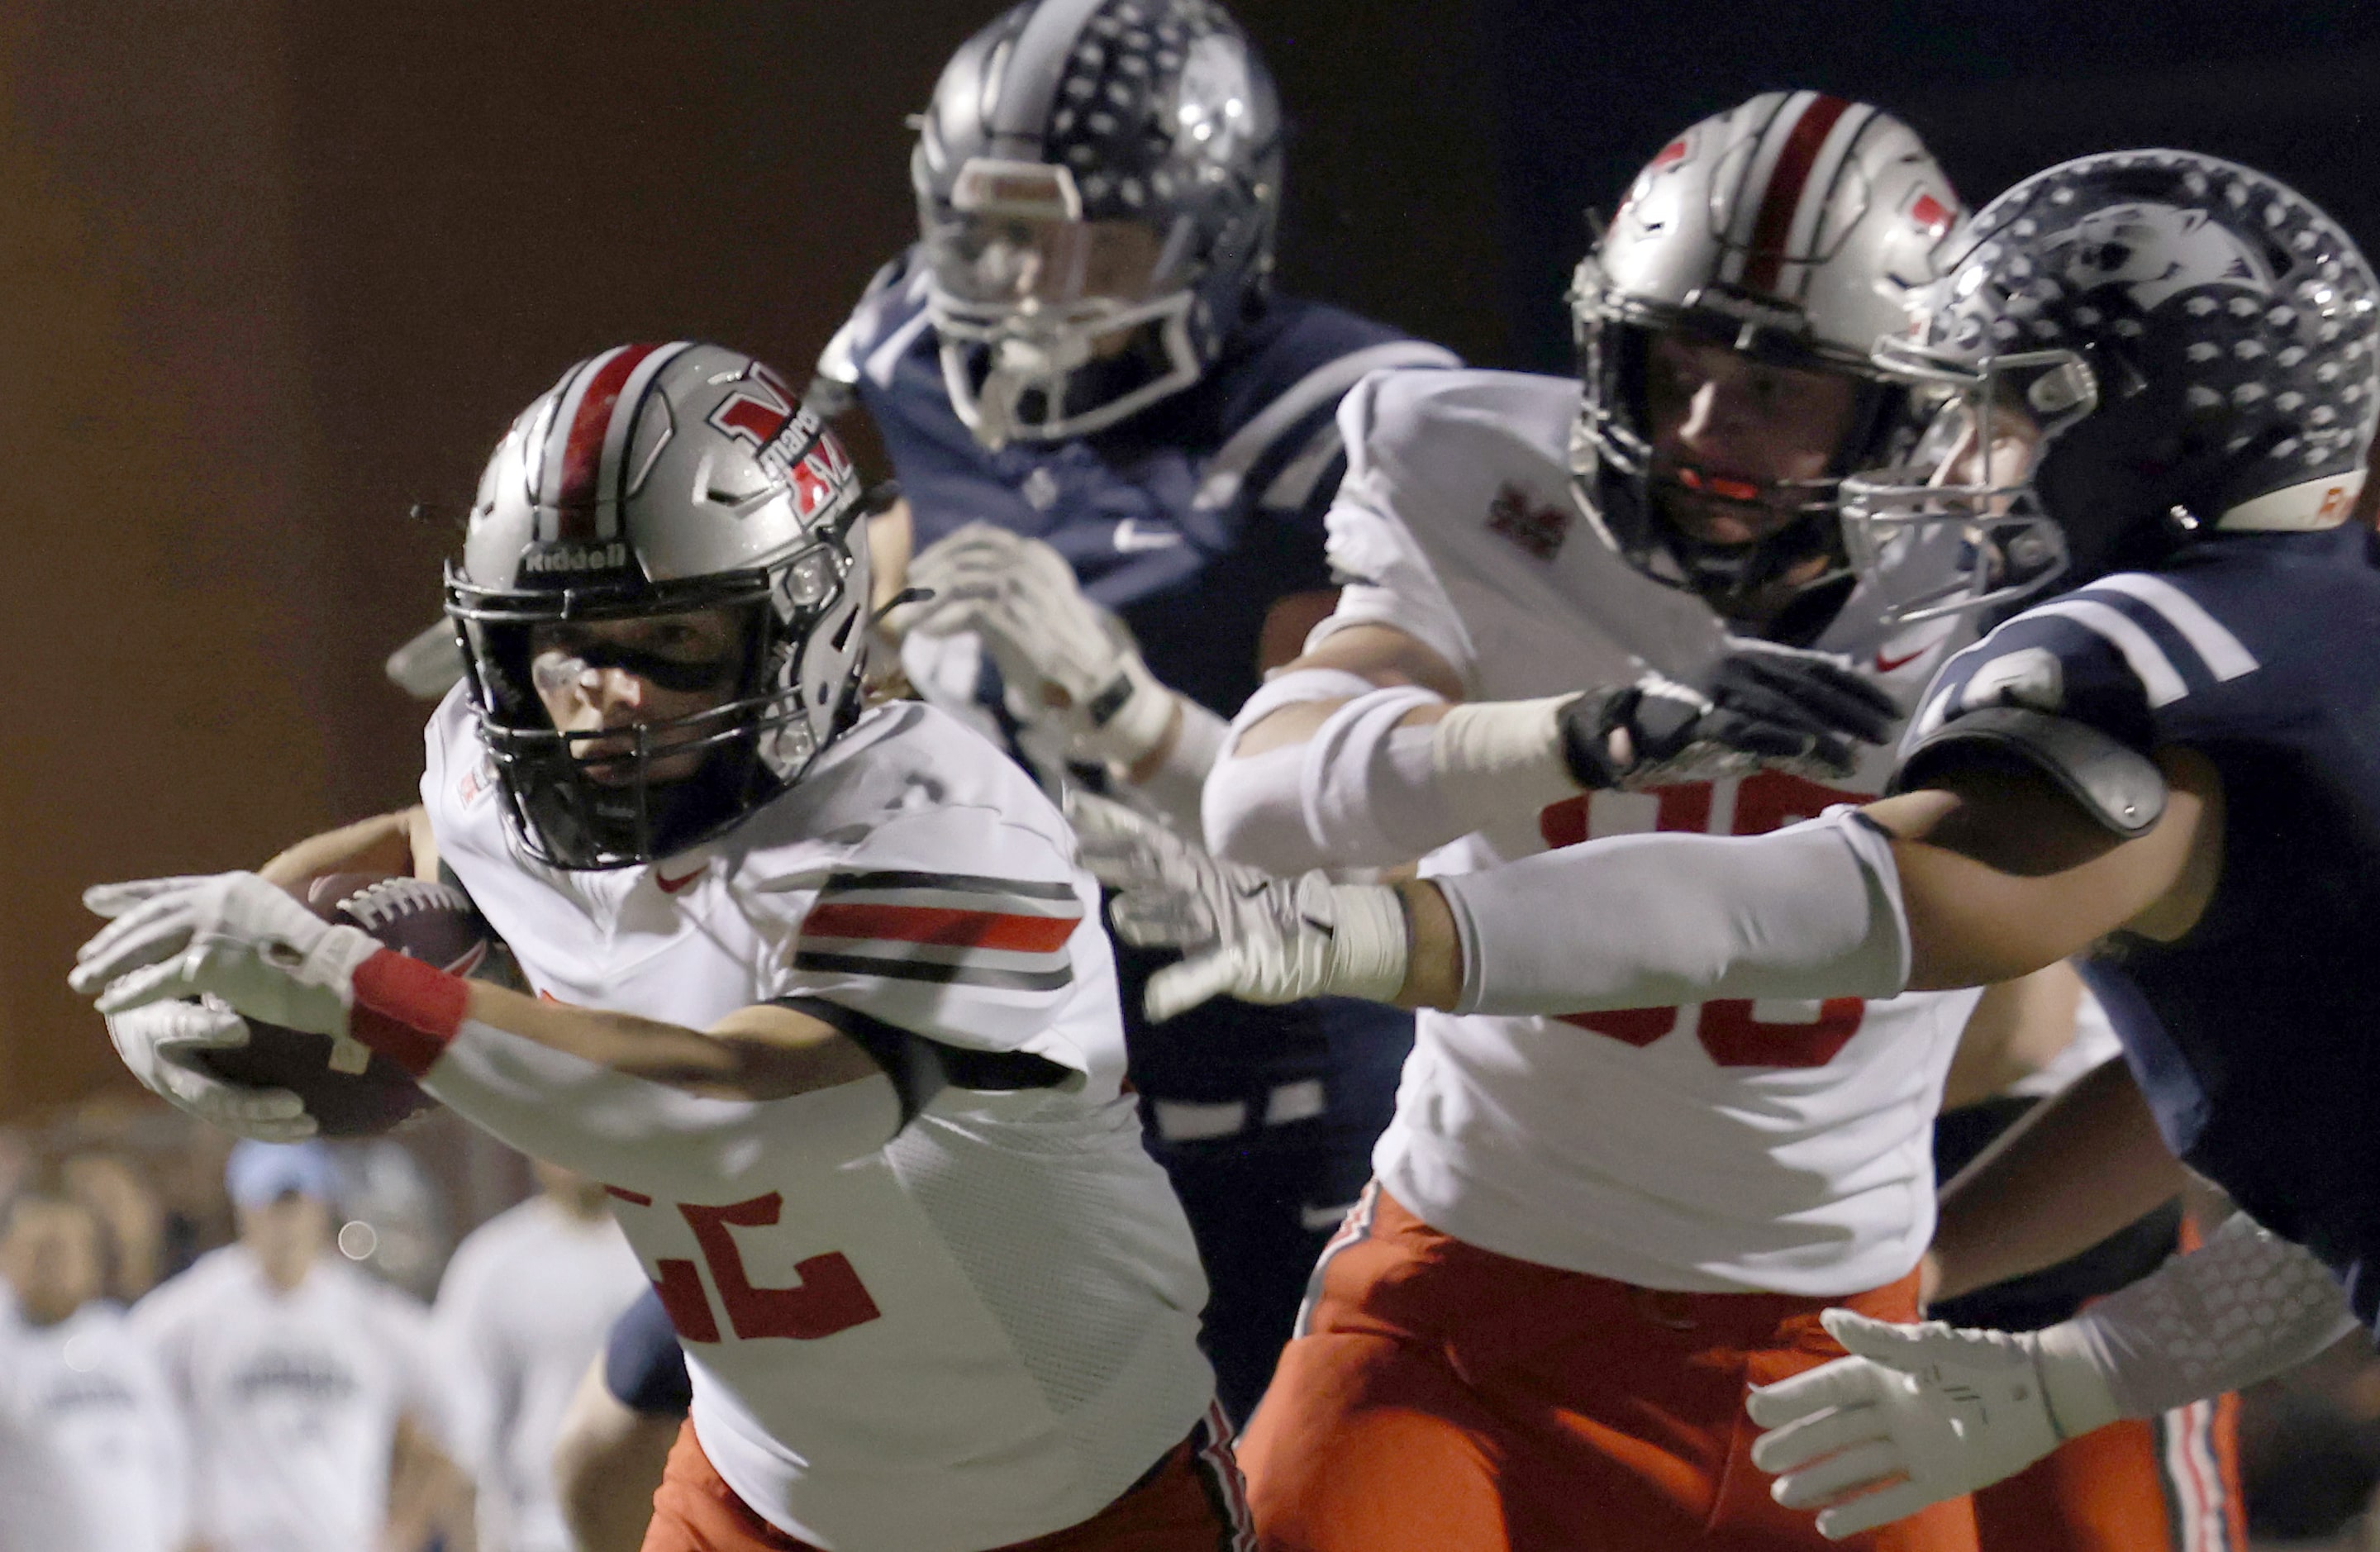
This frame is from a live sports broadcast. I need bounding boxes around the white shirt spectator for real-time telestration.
[135,1244,448,1552]
[0,1297,189,1552]
[436,1189,648,1552]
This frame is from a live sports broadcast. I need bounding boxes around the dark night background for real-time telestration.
[2,0,2373,1116]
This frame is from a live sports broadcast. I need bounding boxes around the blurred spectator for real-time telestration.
[133,1140,469,1552]
[334,1137,454,1301]
[61,1148,168,1301]
[0,1185,189,1551]
[435,1159,645,1552]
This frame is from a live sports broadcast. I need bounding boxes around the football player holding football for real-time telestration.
[816,0,1455,1422]
[74,344,1252,1552]
[1089,150,2380,1542]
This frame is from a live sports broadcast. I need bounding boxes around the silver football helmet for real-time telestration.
[1571,92,1965,625]
[445,343,873,869]
[912,0,1283,447]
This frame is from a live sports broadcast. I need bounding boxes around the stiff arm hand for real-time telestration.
[1066,793,1407,1020]
[1745,1308,2117,1540]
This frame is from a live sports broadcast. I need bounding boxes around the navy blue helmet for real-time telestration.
[911,0,1283,446]
[1844,150,2380,622]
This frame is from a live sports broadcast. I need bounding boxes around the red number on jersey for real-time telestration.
[1539,771,1872,1068]
[606,1187,883,1344]
[680,1195,883,1341]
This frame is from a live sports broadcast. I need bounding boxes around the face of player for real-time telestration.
[1644,332,1860,547]
[1921,388,2045,498]
[529,609,748,785]
[0,1200,106,1327]
[236,1192,331,1292]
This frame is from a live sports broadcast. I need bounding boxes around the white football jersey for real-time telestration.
[434,1196,650,1552]
[422,693,1213,1552]
[1316,367,1983,1295]
[131,1247,448,1552]
[0,1301,188,1552]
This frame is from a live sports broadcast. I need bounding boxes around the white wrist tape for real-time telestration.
[1325,883,1411,1003]
[2028,1321,2123,1440]
[1078,652,1176,765]
[425,1018,901,1202]
[2063,1211,2358,1419]
[1126,696,1230,838]
[1436,807,1911,1016]
[1430,695,1587,821]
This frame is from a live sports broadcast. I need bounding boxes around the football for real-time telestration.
[194,872,493,1136]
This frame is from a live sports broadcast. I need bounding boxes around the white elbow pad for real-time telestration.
[1438,807,1911,1017]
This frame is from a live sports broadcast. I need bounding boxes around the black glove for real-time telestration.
[1558,640,1901,789]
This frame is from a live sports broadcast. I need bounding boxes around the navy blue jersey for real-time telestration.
[829,253,1454,1107]
[1908,524,2380,1331]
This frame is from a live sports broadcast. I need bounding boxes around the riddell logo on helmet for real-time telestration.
[522,540,629,574]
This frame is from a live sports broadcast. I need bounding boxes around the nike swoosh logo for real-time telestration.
[1874,646,1930,673]
[655,864,707,895]
[1114,519,1184,554]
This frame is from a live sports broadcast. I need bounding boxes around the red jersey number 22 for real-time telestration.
[606,1187,883,1344]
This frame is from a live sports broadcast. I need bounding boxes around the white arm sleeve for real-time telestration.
[1129,695,1230,840]
[421,1019,902,1202]
[1207,670,1583,874]
[1436,807,1911,1016]
[2064,1212,2360,1418]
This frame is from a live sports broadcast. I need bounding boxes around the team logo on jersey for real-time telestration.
[1486,482,1573,560]
[2049,202,2274,312]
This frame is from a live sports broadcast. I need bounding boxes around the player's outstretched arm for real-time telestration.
[1092,745,2219,1023]
[1745,1210,2354,1540]
[1929,1055,2187,1302]
[1207,618,1901,877]
[70,873,904,1198]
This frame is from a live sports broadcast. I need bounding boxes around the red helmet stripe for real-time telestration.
[550,343,668,542]
[1741,93,1853,296]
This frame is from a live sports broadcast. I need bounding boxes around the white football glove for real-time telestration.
[901,523,1178,767]
[1745,1307,2121,1540]
[1066,793,1407,1020]
[102,997,317,1142]
[72,873,382,1038]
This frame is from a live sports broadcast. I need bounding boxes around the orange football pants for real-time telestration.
[1969,1394,2242,1552]
[1238,1186,1978,1552]
[640,1406,1254,1552]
